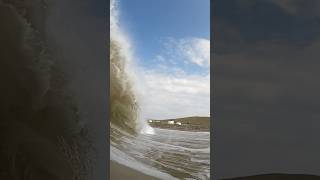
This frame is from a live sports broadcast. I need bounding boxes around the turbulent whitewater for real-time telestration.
[110,0,210,179]
[110,31,138,134]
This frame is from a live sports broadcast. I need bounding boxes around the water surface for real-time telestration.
[111,127,210,180]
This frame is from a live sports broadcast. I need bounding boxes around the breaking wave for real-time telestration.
[110,0,142,134]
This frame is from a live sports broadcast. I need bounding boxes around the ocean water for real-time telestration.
[111,126,210,180]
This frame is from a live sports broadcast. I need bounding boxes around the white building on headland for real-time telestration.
[168,120,174,124]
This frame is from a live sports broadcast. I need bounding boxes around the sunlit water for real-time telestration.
[111,127,210,180]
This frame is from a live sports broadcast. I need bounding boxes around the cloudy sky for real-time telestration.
[117,0,210,120]
[214,0,320,178]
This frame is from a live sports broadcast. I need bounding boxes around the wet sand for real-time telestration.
[110,161,160,180]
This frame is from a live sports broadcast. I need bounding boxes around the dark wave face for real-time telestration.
[0,1,90,179]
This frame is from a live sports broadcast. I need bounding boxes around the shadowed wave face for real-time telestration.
[0,1,90,179]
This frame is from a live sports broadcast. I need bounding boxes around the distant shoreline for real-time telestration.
[151,125,209,132]
[148,116,210,132]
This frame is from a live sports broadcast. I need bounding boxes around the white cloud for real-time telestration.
[155,55,165,63]
[125,36,211,120]
[129,37,211,120]
[134,68,210,120]
[163,37,210,68]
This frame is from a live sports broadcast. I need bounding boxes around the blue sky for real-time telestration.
[118,0,210,75]
[112,0,210,119]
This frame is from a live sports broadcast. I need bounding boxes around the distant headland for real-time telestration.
[147,116,210,132]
